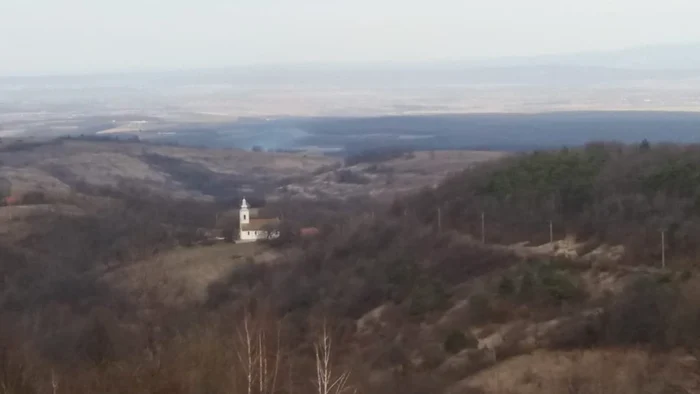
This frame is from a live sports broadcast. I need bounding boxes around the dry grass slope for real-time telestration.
[103,242,279,306]
[455,349,700,394]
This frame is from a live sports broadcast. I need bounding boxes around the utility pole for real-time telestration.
[437,207,442,233]
[480,212,485,243]
[549,220,554,244]
[661,230,666,269]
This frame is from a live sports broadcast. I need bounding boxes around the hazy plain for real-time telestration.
[4,45,700,150]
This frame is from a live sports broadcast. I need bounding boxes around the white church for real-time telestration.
[238,198,281,242]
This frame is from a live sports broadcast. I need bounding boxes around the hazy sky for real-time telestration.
[2,0,700,76]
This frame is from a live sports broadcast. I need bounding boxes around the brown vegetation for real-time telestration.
[3,142,700,393]
[405,142,700,265]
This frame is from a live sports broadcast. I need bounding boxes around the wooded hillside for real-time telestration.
[3,142,700,393]
[406,141,700,265]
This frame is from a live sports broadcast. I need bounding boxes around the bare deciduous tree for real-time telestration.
[314,323,355,394]
[234,309,282,394]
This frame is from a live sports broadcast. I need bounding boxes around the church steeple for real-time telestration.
[240,198,250,225]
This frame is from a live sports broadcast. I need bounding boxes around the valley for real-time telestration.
[1,139,700,393]
[8,6,700,391]
[3,60,700,393]
[0,138,504,204]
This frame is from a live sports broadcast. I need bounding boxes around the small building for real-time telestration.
[3,196,19,206]
[300,227,320,238]
[239,198,280,242]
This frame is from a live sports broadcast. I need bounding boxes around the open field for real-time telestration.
[103,242,280,306]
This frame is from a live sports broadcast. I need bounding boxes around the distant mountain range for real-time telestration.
[469,42,700,70]
[3,43,700,88]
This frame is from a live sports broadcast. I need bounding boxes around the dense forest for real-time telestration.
[3,142,700,393]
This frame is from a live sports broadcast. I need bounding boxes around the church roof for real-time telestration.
[241,218,280,231]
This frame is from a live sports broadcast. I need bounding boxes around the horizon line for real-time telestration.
[3,40,700,80]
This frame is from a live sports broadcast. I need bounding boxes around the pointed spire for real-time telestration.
[241,198,248,209]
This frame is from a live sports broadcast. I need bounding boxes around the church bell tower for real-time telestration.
[240,198,250,225]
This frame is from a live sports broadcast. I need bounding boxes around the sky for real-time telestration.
[2,0,700,76]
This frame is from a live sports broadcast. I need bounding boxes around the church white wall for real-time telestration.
[238,230,281,242]
[237,199,280,243]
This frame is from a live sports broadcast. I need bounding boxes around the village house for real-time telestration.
[299,227,320,238]
[238,198,281,242]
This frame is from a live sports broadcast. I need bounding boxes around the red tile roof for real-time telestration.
[300,227,320,237]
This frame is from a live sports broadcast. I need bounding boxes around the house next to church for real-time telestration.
[238,198,281,242]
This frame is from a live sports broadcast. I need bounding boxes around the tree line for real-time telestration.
[399,141,700,265]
